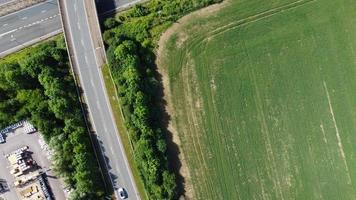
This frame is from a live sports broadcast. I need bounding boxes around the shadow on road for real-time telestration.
[79,100,116,196]
[92,0,187,198]
[95,0,116,16]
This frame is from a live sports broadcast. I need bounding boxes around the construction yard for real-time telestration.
[0,121,65,200]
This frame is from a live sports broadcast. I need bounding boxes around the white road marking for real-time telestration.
[15,14,58,30]
[3,23,7,26]
[110,145,114,154]
[41,10,47,13]
[103,125,108,133]
[0,29,17,37]
[85,55,89,63]
[21,17,28,20]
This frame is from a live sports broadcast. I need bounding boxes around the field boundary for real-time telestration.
[181,0,317,57]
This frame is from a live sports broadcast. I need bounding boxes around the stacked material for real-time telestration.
[0,120,36,143]
[0,121,23,143]
[38,174,52,200]
[23,121,36,134]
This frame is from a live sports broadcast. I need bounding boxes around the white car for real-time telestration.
[118,187,128,199]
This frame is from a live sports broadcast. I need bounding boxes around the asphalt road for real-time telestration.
[0,0,140,57]
[61,0,140,199]
[0,0,61,57]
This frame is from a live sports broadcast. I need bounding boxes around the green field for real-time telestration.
[158,0,356,199]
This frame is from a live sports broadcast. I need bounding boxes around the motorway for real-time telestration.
[0,0,61,57]
[60,0,140,199]
[0,0,139,57]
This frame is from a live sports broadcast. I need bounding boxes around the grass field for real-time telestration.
[158,0,356,199]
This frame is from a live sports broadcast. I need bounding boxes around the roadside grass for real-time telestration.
[0,35,62,65]
[0,47,33,65]
[101,65,148,200]
[159,0,356,199]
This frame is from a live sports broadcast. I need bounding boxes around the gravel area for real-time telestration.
[0,126,66,200]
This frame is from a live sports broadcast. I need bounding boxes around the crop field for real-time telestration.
[158,0,356,199]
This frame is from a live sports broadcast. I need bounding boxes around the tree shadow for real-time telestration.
[77,93,116,196]
[96,0,117,16]
[149,52,186,198]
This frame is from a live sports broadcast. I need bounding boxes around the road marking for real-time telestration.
[110,146,114,154]
[10,37,16,42]
[41,10,47,13]
[16,14,59,30]
[2,23,7,26]
[0,29,17,38]
[21,16,28,20]
[85,55,89,63]
[0,29,62,58]
[103,125,108,133]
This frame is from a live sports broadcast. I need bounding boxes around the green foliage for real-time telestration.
[103,0,222,199]
[0,37,105,199]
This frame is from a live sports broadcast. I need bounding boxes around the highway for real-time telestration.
[60,0,140,199]
[0,0,140,57]
[0,0,61,57]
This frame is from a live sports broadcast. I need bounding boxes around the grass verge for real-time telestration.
[101,65,148,200]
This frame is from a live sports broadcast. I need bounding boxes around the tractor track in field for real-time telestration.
[180,0,317,61]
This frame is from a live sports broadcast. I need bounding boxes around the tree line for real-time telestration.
[0,37,106,200]
[102,0,222,199]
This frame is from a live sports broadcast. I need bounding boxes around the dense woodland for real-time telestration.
[103,0,222,199]
[0,38,105,200]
